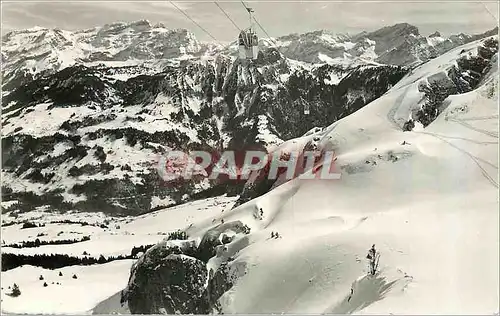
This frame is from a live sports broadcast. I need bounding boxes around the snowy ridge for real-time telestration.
[179,37,499,314]
[2,26,409,214]
[262,24,497,67]
[1,20,204,88]
[3,22,496,91]
[1,35,498,315]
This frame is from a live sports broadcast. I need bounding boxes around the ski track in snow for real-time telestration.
[386,85,412,130]
[415,132,498,145]
[2,37,499,315]
[416,131,499,188]
[447,117,499,139]
[457,115,499,121]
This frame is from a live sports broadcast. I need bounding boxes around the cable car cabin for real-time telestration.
[238,29,259,60]
[304,103,310,115]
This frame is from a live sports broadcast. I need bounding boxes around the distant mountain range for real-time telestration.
[1,21,497,215]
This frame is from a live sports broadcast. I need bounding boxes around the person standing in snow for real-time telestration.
[348,288,354,302]
[254,205,264,220]
[366,244,378,275]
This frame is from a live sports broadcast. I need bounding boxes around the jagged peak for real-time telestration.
[98,19,153,33]
[367,22,420,38]
[471,27,498,40]
[153,22,169,29]
[304,30,331,36]
[276,29,351,43]
[2,26,48,41]
[130,19,152,27]
[392,22,420,33]
[429,31,441,38]
[93,20,199,39]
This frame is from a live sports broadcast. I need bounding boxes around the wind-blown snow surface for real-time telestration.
[2,39,498,315]
[1,196,236,257]
[1,260,134,314]
[90,38,499,315]
[0,196,237,314]
[179,41,498,314]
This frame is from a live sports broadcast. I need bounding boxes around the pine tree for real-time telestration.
[98,254,106,264]
[72,274,77,279]
[58,271,63,276]
[39,275,44,280]
[43,282,48,287]
[11,283,21,297]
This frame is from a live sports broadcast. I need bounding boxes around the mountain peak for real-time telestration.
[429,31,441,38]
[368,23,420,38]
[99,19,153,34]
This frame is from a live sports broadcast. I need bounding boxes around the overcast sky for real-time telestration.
[1,1,498,42]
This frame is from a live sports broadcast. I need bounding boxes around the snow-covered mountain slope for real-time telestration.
[2,27,408,215]
[1,20,498,314]
[1,196,237,258]
[115,36,499,314]
[233,36,499,206]
[1,260,135,314]
[2,21,495,91]
[1,35,497,313]
[261,23,498,66]
[0,195,236,314]
[1,20,205,85]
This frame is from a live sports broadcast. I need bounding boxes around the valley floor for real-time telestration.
[1,196,237,314]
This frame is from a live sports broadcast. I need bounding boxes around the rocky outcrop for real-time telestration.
[266,23,497,67]
[2,41,408,215]
[1,21,204,86]
[5,21,492,215]
[406,37,498,128]
[127,253,208,314]
[122,222,250,314]
[197,220,251,262]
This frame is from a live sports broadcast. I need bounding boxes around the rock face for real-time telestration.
[406,37,499,128]
[2,21,495,215]
[262,23,498,66]
[123,222,249,314]
[1,30,408,215]
[1,20,203,82]
[127,253,208,314]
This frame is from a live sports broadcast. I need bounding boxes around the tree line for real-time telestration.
[3,242,159,271]
[4,236,91,248]
[2,229,189,271]
[1,252,130,271]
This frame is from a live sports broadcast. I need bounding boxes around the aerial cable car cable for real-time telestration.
[479,1,498,23]
[239,0,250,12]
[478,1,497,21]
[240,0,257,32]
[239,0,284,56]
[252,16,276,45]
[236,0,259,60]
[252,15,287,59]
[240,0,271,40]
[168,1,221,45]
[214,1,242,32]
